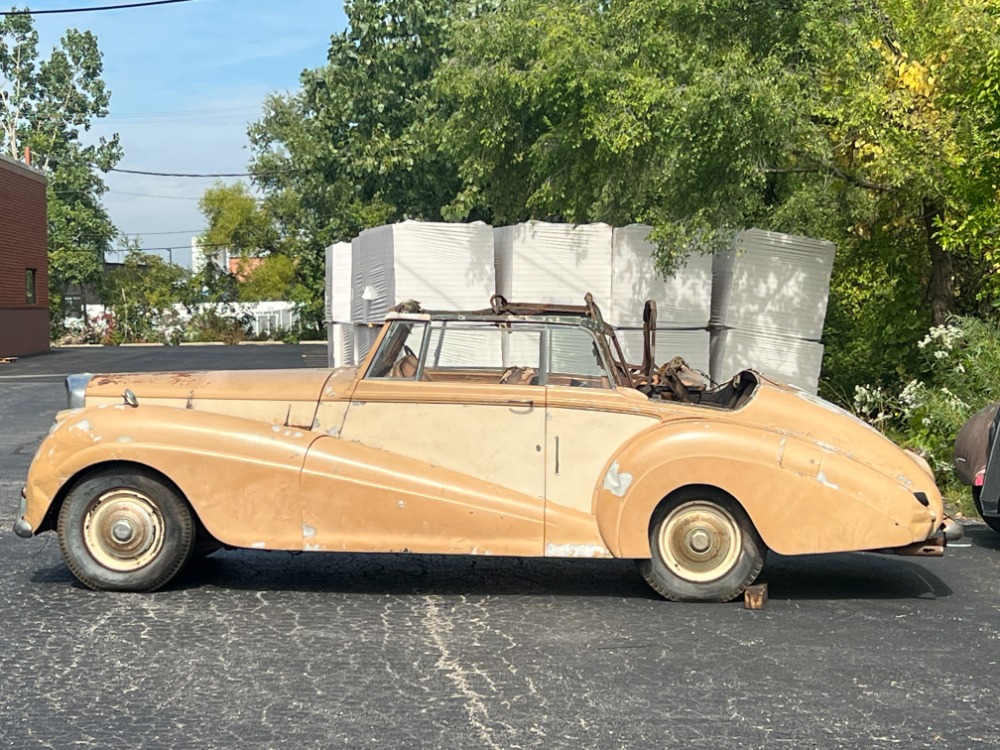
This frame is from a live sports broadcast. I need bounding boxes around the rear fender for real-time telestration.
[596,423,938,558]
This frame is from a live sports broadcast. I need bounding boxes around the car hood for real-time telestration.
[734,378,935,493]
[82,366,361,428]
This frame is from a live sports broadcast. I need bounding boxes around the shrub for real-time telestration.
[853,317,1000,514]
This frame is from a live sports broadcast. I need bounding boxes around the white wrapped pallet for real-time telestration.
[351,220,495,324]
[327,322,356,368]
[709,328,824,394]
[325,241,352,324]
[711,229,835,341]
[494,222,613,307]
[353,322,381,364]
[610,225,713,328]
[614,328,711,376]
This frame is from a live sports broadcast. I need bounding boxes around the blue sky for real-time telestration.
[32,0,347,267]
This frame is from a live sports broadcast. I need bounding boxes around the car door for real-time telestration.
[300,320,547,555]
[541,325,661,556]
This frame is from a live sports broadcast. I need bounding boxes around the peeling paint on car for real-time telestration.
[303,524,316,538]
[545,542,612,558]
[603,461,633,497]
[70,419,92,433]
[816,470,840,490]
[397,500,406,509]
[250,542,266,549]
[117,436,134,444]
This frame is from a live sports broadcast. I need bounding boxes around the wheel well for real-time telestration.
[38,461,213,544]
[647,484,747,536]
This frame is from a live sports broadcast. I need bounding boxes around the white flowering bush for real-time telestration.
[853,317,1000,500]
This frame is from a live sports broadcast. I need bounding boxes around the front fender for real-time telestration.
[25,404,314,549]
[595,422,939,558]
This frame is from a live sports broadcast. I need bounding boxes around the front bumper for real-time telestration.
[12,485,33,539]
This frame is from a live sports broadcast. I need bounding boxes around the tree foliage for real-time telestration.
[197,181,278,256]
[248,0,468,330]
[433,0,1000,395]
[0,11,121,327]
[248,0,1000,401]
[237,254,296,303]
[104,249,187,344]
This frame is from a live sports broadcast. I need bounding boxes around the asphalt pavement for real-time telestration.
[1,345,998,749]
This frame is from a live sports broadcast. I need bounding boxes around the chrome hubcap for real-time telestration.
[83,489,164,571]
[657,501,742,583]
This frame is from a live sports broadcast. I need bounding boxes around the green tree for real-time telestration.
[248,0,468,330]
[0,11,122,329]
[434,0,1000,395]
[104,249,188,344]
[197,181,278,256]
[237,254,295,302]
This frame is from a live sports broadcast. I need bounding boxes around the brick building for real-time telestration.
[0,154,48,357]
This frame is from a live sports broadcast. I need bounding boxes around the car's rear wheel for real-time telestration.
[972,487,1000,535]
[638,488,766,602]
[57,468,195,591]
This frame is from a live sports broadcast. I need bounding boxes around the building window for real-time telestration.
[26,269,36,305]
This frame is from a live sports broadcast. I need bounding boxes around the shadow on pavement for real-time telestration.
[29,546,953,602]
[760,551,952,601]
[964,524,1000,551]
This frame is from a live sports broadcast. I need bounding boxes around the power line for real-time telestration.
[111,167,284,178]
[1,0,198,15]
[118,229,205,236]
[109,241,230,251]
[108,189,201,201]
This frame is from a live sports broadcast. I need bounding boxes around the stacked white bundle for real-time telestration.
[325,242,353,324]
[324,242,355,366]
[327,323,356,368]
[613,328,711,376]
[349,220,496,361]
[609,225,713,328]
[710,328,824,393]
[711,229,835,340]
[351,220,495,322]
[709,228,835,394]
[494,222,614,307]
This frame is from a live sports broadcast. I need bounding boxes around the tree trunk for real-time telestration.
[924,199,954,326]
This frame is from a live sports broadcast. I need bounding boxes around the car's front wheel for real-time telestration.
[638,488,766,602]
[57,468,195,591]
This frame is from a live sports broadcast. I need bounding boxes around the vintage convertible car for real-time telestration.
[15,295,961,601]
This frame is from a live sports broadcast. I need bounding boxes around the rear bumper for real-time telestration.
[877,516,963,557]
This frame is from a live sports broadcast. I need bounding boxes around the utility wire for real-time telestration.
[111,167,290,178]
[1,0,197,16]
[109,241,230,251]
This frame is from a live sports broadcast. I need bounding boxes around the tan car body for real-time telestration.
[22,314,947,570]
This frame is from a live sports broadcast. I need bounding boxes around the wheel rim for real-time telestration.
[657,501,742,583]
[82,489,165,571]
